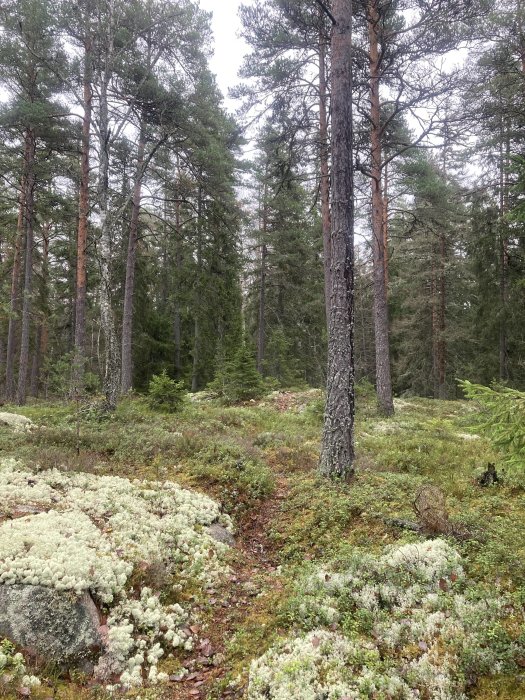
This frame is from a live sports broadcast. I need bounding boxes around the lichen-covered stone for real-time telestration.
[0,459,233,687]
[206,523,235,547]
[0,585,102,664]
[0,413,33,433]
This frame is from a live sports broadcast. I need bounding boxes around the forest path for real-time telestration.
[170,464,291,700]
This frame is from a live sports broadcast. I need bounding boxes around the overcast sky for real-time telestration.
[198,0,251,108]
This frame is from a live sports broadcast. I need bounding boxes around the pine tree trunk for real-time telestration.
[319,30,331,324]
[5,177,26,401]
[368,0,394,416]
[431,253,439,397]
[72,22,93,395]
[30,325,41,397]
[0,228,4,387]
[0,337,4,396]
[257,173,269,374]
[97,13,120,410]
[121,121,146,394]
[191,185,203,393]
[498,115,509,381]
[16,128,37,406]
[382,162,389,290]
[518,0,525,74]
[173,192,182,378]
[256,243,267,374]
[319,0,355,481]
[437,232,447,399]
[30,222,50,397]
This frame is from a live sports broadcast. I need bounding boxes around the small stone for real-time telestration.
[206,523,235,547]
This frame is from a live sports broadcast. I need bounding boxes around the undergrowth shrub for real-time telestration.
[187,441,274,513]
[147,371,185,413]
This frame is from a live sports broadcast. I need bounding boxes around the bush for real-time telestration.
[147,371,185,413]
[187,440,275,513]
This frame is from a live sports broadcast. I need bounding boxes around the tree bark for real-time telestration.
[319,0,355,480]
[30,325,41,397]
[72,17,93,395]
[382,162,389,290]
[5,173,26,401]
[437,231,447,398]
[121,120,146,394]
[319,29,331,325]
[368,0,394,416]
[173,187,182,378]
[30,222,50,396]
[257,178,268,374]
[498,114,509,381]
[97,2,120,410]
[431,254,438,396]
[16,128,37,406]
[256,242,267,374]
[191,185,203,393]
[518,0,525,75]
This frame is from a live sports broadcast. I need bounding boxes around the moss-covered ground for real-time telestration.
[0,386,524,698]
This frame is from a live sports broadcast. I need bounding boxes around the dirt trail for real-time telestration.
[169,474,290,700]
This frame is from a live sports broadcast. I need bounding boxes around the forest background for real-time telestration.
[0,0,523,412]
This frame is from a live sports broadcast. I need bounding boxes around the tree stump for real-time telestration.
[414,485,452,536]
[478,463,501,487]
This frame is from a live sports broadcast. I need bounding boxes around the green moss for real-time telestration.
[182,440,275,514]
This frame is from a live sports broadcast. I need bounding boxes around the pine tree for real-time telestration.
[0,0,70,404]
[248,119,326,387]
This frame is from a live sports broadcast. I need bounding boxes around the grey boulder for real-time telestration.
[0,585,102,665]
[0,412,33,433]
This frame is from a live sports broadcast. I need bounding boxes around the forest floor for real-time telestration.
[1,385,525,699]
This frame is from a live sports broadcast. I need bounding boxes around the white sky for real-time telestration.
[198,0,251,109]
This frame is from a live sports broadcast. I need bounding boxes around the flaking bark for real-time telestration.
[368,0,394,416]
[319,0,355,481]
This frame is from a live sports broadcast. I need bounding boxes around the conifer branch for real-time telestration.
[315,0,337,25]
